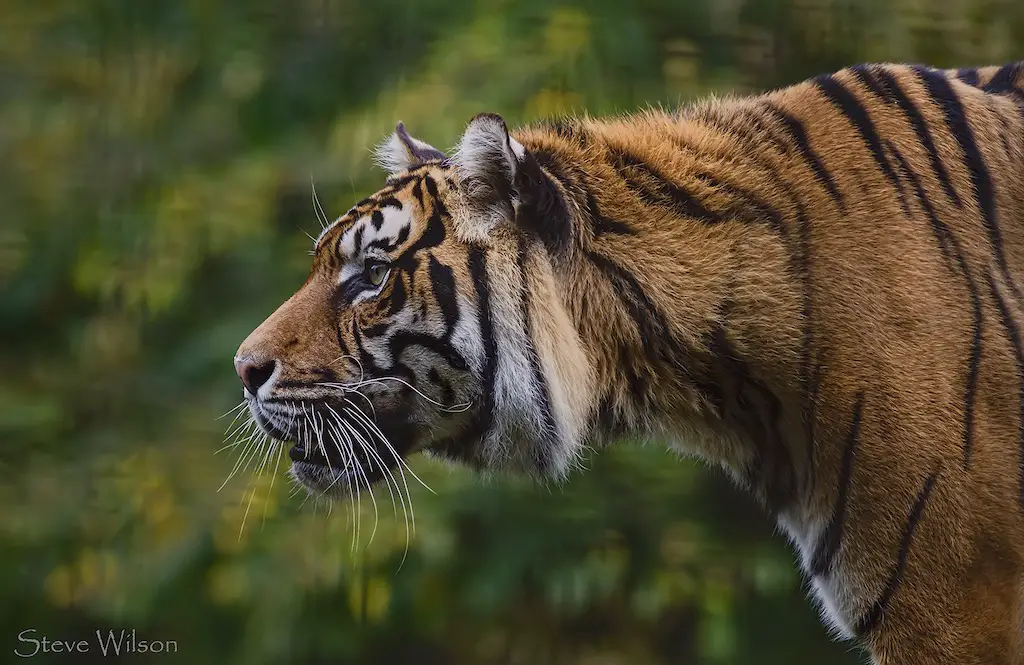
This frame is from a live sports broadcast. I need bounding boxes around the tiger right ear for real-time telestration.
[373,122,447,176]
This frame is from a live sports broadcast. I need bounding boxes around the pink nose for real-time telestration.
[235,357,276,395]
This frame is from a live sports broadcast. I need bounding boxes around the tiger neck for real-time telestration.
[520,126,813,517]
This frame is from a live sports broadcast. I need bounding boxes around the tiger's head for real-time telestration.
[233,115,597,497]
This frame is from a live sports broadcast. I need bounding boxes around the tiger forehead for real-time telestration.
[315,166,450,259]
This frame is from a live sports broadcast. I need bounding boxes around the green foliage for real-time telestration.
[1,1,1021,663]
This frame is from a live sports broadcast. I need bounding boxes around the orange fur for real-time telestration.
[235,62,1024,663]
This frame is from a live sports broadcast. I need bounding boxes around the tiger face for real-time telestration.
[233,117,595,496]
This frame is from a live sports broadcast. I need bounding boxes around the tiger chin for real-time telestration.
[234,62,1024,664]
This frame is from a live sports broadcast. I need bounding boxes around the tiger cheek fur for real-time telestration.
[235,62,1024,664]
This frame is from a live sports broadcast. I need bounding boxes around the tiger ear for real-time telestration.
[452,113,527,237]
[373,122,447,175]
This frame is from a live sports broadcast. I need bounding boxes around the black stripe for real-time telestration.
[365,224,411,253]
[810,392,864,576]
[692,170,786,235]
[709,326,795,510]
[383,173,419,190]
[957,68,980,87]
[671,122,807,238]
[427,367,455,406]
[350,317,387,377]
[798,202,817,497]
[993,98,1015,159]
[401,203,447,255]
[888,143,981,468]
[518,148,575,256]
[575,166,634,237]
[804,345,823,495]
[608,149,721,222]
[915,65,1024,308]
[662,132,787,236]
[987,271,1024,506]
[761,102,845,210]
[466,247,497,447]
[370,210,384,231]
[586,250,694,386]
[814,73,910,215]
[854,65,963,208]
[423,174,440,201]
[411,177,425,210]
[517,234,560,472]
[543,118,590,149]
[735,108,792,155]
[387,332,468,372]
[983,62,1023,99]
[352,225,365,255]
[854,467,941,635]
[385,269,408,316]
[331,218,358,260]
[335,319,352,359]
[428,254,460,331]
[618,344,652,411]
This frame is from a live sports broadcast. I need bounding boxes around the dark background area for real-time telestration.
[2,1,1021,663]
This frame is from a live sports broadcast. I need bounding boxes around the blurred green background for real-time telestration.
[2,1,1021,663]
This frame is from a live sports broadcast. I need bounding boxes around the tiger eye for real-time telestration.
[367,263,390,287]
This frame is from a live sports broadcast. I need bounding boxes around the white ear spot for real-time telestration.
[452,113,523,236]
[372,122,445,176]
[509,136,527,160]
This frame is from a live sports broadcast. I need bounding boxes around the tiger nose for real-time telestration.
[235,357,277,396]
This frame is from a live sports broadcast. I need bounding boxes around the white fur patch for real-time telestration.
[472,234,597,478]
[509,136,527,160]
[373,131,421,175]
[372,122,445,176]
[338,207,409,260]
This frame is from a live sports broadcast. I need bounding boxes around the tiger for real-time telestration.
[233,61,1024,663]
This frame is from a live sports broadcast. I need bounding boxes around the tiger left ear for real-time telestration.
[373,122,447,176]
[452,113,528,238]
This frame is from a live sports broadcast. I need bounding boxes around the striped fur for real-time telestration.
[234,61,1024,664]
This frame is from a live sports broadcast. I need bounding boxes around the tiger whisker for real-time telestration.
[237,433,271,539]
[317,379,472,413]
[215,416,258,456]
[343,408,404,523]
[262,440,284,529]
[323,408,381,547]
[343,402,436,496]
[324,356,377,418]
[310,174,332,231]
[222,413,258,444]
[218,426,264,491]
[311,404,360,550]
[311,405,371,546]
[217,400,249,422]
[340,403,415,564]
[239,435,276,538]
[330,403,409,549]
[323,408,373,553]
[235,433,271,495]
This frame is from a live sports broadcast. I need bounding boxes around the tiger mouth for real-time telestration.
[287,418,420,489]
[243,396,424,491]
